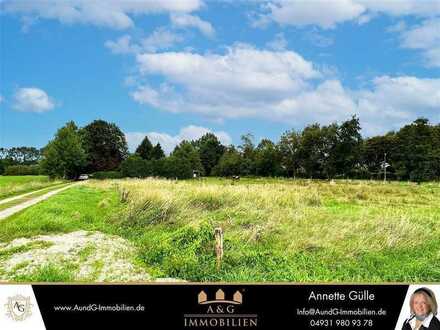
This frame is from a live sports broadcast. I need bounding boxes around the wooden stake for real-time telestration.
[214,227,224,271]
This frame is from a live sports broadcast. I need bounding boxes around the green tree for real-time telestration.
[254,139,282,176]
[136,136,154,160]
[171,141,204,175]
[331,116,362,178]
[238,133,256,175]
[194,133,225,176]
[298,123,330,178]
[40,121,86,179]
[80,120,128,172]
[0,147,42,165]
[151,143,165,160]
[394,118,436,181]
[278,130,302,178]
[212,146,242,176]
[362,133,396,179]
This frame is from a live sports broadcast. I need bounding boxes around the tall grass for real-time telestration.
[2,178,439,282]
[85,178,440,282]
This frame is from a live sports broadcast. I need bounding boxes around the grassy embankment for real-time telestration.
[0,176,66,200]
[0,177,439,282]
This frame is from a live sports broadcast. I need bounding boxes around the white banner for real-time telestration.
[0,285,46,330]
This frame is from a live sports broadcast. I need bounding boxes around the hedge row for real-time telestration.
[89,155,194,180]
[3,165,41,176]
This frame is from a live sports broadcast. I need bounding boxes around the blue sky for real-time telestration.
[1,0,440,153]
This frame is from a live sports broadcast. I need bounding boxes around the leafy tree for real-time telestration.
[212,146,242,176]
[80,120,128,172]
[238,133,256,175]
[393,118,436,181]
[40,121,87,179]
[0,148,7,159]
[136,136,154,160]
[297,123,331,178]
[331,116,363,178]
[278,130,302,178]
[0,147,42,165]
[254,139,282,176]
[362,133,396,179]
[194,133,225,176]
[151,143,165,160]
[171,141,204,175]
[430,124,440,179]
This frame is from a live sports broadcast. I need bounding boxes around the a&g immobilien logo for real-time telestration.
[5,294,33,321]
[183,289,258,328]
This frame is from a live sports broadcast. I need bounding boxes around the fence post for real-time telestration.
[214,227,224,271]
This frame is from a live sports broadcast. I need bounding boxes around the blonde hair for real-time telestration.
[410,288,438,315]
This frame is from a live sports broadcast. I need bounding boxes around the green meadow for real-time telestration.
[1,177,439,282]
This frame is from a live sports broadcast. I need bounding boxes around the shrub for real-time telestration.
[4,164,41,176]
[120,155,152,178]
[162,156,192,179]
[91,171,122,180]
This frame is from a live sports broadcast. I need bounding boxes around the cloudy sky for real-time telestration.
[1,0,440,153]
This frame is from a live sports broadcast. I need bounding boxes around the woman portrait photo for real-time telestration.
[402,288,440,330]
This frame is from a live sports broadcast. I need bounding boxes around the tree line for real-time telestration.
[0,147,43,175]
[1,117,440,182]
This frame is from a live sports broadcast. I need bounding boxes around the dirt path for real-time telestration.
[0,182,81,220]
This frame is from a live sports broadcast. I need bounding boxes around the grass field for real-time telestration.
[0,176,66,200]
[0,177,439,282]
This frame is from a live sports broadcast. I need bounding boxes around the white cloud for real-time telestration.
[386,20,407,33]
[266,33,287,51]
[105,35,140,55]
[0,95,3,104]
[131,45,354,125]
[129,44,440,136]
[356,76,440,134]
[13,87,55,113]
[264,0,365,29]
[105,28,183,55]
[401,19,440,49]
[358,1,440,17]
[136,44,320,98]
[3,0,202,30]
[303,30,334,48]
[131,85,161,107]
[257,0,440,29]
[400,18,440,67]
[170,13,215,37]
[132,44,326,122]
[141,28,184,52]
[125,125,232,154]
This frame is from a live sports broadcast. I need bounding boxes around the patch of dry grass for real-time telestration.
[85,178,440,281]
